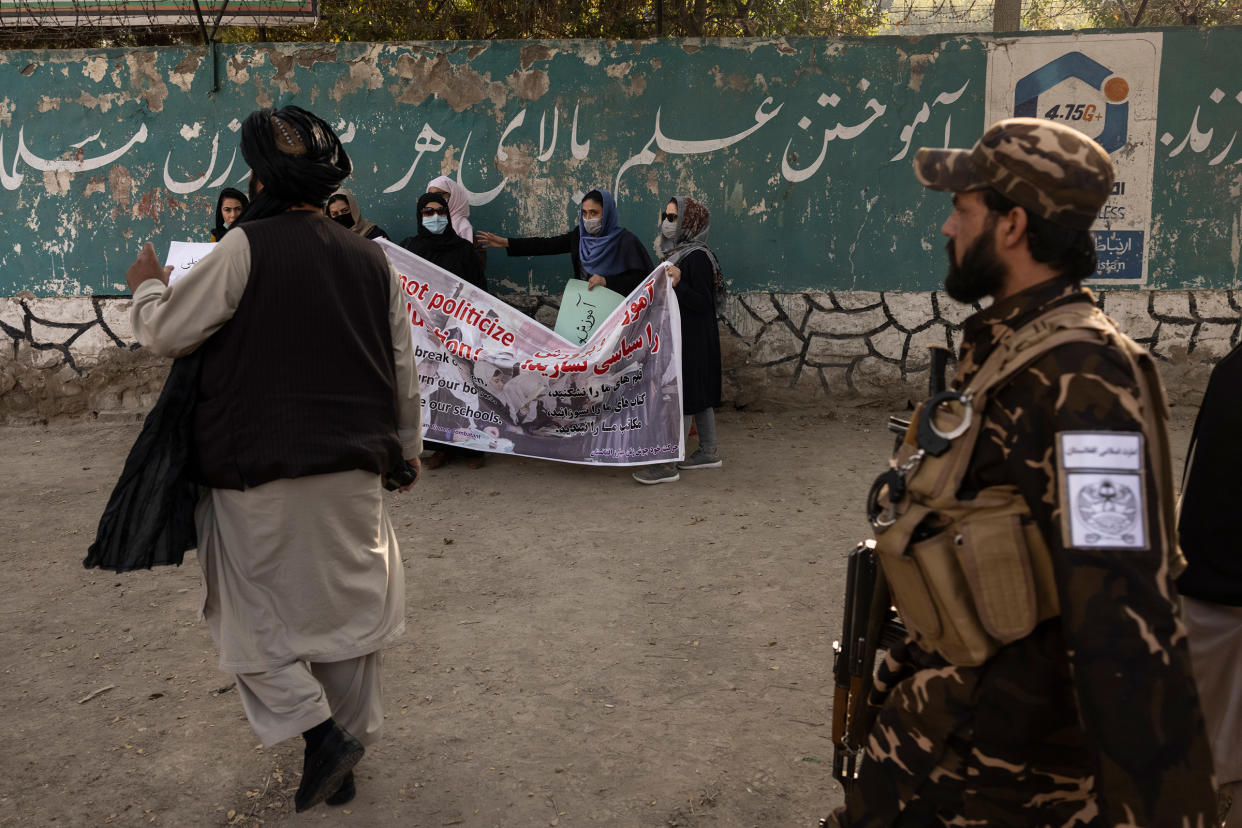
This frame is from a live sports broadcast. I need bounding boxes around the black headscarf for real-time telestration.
[235,105,352,226]
[400,193,486,290]
[210,187,248,241]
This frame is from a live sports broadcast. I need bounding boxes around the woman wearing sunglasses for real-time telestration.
[477,188,652,296]
[400,192,489,470]
[632,195,724,485]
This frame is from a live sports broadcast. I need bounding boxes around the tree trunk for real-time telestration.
[992,0,1022,31]
[691,0,707,34]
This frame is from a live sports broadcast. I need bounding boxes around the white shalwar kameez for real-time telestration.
[130,228,421,747]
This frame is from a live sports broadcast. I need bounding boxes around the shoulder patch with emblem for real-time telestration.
[1056,431,1148,550]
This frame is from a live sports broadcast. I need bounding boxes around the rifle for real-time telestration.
[830,345,951,794]
[886,345,951,447]
[831,542,904,790]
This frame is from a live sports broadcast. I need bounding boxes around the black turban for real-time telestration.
[235,105,352,225]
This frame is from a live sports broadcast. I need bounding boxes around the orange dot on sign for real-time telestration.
[1104,77,1130,103]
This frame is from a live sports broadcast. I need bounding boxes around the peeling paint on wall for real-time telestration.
[392,52,508,112]
[124,51,169,112]
[520,44,557,70]
[169,53,201,93]
[83,56,108,83]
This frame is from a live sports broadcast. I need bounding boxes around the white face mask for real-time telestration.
[661,220,678,239]
[582,216,603,236]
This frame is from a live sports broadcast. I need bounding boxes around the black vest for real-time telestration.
[1177,344,1242,606]
[194,211,404,490]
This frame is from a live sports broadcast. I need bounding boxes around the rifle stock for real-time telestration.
[832,542,897,790]
[928,345,950,396]
[831,345,948,793]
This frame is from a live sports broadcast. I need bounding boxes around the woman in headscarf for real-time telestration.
[427,175,485,270]
[400,191,488,471]
[209,187,248,242]
[425,176,474,242]
[325,190,389,241]
[632,195,724,486]
[477,188,652,296]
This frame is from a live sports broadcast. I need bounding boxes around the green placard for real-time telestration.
[554,280,625,346]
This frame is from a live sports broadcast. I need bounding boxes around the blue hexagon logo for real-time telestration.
[1013,51,1130,152]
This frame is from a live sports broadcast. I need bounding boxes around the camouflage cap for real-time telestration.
[913,117,1115,231]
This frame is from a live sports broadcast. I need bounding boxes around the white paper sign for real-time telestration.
[165,241,217,285]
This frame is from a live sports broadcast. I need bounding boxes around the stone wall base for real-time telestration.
[715,288,1238,410]
[3,289,1237,422]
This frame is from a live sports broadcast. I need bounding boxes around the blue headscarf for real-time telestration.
[578,189,649,277]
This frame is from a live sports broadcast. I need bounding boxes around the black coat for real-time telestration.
[400,192,487,291]
[85,353,202,572]
[673,249,722,414]
[400,232,486,291]
[1177,343,1242,605]
[507,227,652,297]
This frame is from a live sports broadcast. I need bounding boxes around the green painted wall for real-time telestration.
[0,30,1237,297]
[1150,28,1242,287]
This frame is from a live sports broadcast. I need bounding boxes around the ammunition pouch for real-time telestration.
[874,487,1059,666]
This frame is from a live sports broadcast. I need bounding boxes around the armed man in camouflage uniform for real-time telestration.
[826,118,1217,826]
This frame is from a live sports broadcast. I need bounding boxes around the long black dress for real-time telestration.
[1177,343,1242,606]
[673,249,722,414]
[399,223,486,291]
[400,194,487,463]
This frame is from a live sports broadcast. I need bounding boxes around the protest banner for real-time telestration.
[379,240,683,466]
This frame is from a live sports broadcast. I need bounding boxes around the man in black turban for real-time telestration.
[234,105,352,222]
[123,105,422,812]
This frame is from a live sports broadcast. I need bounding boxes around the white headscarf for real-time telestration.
[426,176,474,242]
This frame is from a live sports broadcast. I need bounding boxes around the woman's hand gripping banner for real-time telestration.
[379,240,684,466]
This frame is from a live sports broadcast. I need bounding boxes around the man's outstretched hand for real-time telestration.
[126,243,173,293]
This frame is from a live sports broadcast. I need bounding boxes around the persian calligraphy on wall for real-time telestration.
[2,29,1241,298]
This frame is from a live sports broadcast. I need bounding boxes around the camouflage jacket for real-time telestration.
[838,277,1216,827]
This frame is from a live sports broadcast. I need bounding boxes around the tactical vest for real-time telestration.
[873,298,1184,666]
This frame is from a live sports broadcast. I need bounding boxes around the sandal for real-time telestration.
[423,450,452,470]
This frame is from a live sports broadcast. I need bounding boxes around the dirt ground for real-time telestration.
[0,404,1199,828]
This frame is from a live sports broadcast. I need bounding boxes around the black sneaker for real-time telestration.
[295,725,364,812]
[326,771,356,806]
